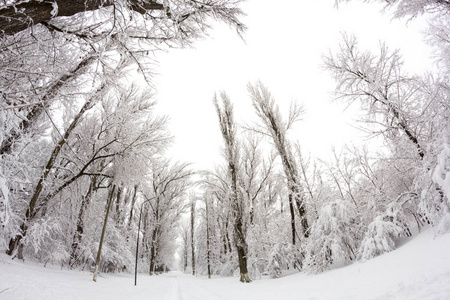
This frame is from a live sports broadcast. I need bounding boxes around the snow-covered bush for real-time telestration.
[267,243,301,278]
[98,222,134,273]
[22,217,71,265]
[432,128,450,227]
[358,216,403,261]
[304,200,358,273]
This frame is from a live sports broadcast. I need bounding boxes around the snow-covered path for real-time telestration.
[1,230,450,300]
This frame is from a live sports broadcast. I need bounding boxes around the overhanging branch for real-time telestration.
[0,0,164,36]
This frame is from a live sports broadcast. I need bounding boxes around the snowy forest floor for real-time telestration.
[1,230,450,300]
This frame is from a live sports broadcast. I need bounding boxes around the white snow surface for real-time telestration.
[1,230,450,300]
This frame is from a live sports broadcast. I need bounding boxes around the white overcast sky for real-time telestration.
[153,1,431,170]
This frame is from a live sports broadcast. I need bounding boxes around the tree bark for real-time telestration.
[183,230,188,273]
[288,194,296,245]
[70,176,97,267]
[149,227,159,275]
[190,199,195,276]
[115,186,123,223]
[235,216,251,282]
[0,0,164,36]
[93,185,116,282]
[214,94,251,282]
[205,196,211,279]
[128,185,138,226]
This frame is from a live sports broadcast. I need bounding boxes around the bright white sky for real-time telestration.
[153,1,431,170]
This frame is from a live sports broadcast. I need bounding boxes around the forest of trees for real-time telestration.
[1,0,449,283]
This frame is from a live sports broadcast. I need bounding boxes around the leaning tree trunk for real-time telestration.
[0,56,96,156]
[93,185,116,282]
[0,0,164,36]
[248,82,309,243]
[6,92,100,258]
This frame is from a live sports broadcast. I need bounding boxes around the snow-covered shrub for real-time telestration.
[99,223,134,273]
[23,217,71,264]
[358,191,418,261]
[267,243,301,278]
[304,200,358,273]
[430,128,450,233]
[413,126,450,233]
[219,253,238,277]
[358,216,403,261]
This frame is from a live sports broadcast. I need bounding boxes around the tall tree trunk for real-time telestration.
[248,82,309,241]
[115,186,123,223]
[230,161,251,283]
[183,230,188,273]
[235,218,250,283]
[149,227,158,275]
[205,196,211,279]
[93,185,116,282]
[190,199,196,276]
[128,185,138,226]
[70,176,97,267]
[288,194,296,245]
[214,93,251,282]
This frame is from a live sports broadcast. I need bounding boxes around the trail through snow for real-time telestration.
[1,230,450,300]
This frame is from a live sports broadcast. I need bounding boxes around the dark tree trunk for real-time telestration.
[205,196,211,279]
[0,0,164,36]
[70,176,97,267]
[235,217,251,282]
[115,186,123,223]
[214,94,251,282]
[149,227,159,275]
[183,232,188,273]
[128,185,138,225]
[288,194,296,245]
[190,199,195,276]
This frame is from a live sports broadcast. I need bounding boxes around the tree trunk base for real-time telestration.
[240,273,252,283]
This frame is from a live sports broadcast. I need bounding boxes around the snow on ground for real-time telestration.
[1,230,450,300]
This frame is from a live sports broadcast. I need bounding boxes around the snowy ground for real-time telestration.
[1,230,450,300]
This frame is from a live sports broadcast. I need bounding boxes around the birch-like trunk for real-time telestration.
[93,185,116,282]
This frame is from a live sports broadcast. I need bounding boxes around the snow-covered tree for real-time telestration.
[248,81,310,243]
[139,160,192,275]
[2,83,171,271]
[214,92,251,283]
